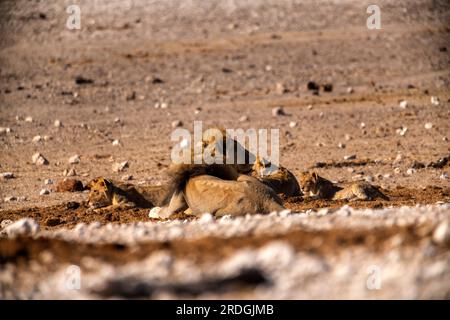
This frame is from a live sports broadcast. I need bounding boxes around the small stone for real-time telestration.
[344,134,352,141]
[272,106,286,117]
[194,107,202,114]
[399,100,408,109]
[307,81,319,91]
[443,137,448,142]
[396,126,408,136]
[3,218,40,237]
[154,102,160,109]
[322,83,333,92]
[25,116,33,122]
[424,122,433,130]
[360,122,366,129]
[171,120,183,128]
[347,87,354,94]
[16,196,27,202]
[32,135,42,143]
[431,96,440,106]
[338,143,346,149]
[4,196,17,202]
[15,115,23,121]
[2,172,14,179]
[239,115,249,122]
[319,112,324,118]
[1,219,13,229]
[0,127,12,135]
[54,119,62,127]
[383,173,392,179]
[44,179,54,185]
[114,117,121,124]
[406,168,416,175]
[265,65,272,71]
[63,168,77,177]
[40,189,50,195]
[394,167,401,174]
[32,153,49,166]
[289,121,297,128]
[68,154,81,164]
[440,173,449,180]
[344,154,356,160]
[56,179,84,192]
[275,83,287,94]
[160,102,168,109]
[112,139,121,146]
[112,161,129,173]
[307,105,313,110]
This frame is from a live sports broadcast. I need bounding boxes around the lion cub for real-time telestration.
[251,156,301,197]
[299,172,388,201]
[87,177,164,212]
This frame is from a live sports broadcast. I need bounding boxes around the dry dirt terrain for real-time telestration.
[0,0,449,299]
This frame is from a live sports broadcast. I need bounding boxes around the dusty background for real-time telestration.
[0,0,449,299]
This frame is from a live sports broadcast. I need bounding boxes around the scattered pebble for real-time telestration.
[289,121,297,128]
[32,135,42,143]
[194,107,202,114]
[3,218,40,237]
[68,155,81,164]
[54,119,62,127]
[344,134,352,141]
[406,168,416,175]
[239,115,249,122]
[149,207,162,219]
[114,117,121,124]
[399,100,408,109]
[2,172,14,179]
[344,154,356,160]
[0,127,12,135]
[424,122,433,130]
[63,168,77,177]
[4,196,17,202]
[394,167,401,174]
[430,96,440,106]
[32,153,49,166]
[338,143,346,149]
[360,122,366,129]
[56,179,84,192]
[307,105,313,110]
[25,116,33,122]
[275,83,287,95]
[396,126,408,136]
[160,102,169,109]
[40,189,50,196]
[440,173,449,180]
[112,139,121,146]
[347,87,354,94]
[272,106,286,117]
[171,120,183,128]
[44,179,54,185]
[112,161,129,173]
[319,112,324,118]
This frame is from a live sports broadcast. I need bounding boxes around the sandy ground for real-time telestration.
[0,0,449,299]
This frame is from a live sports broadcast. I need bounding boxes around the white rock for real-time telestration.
[112,139,121,146]
[154,102,160,109]
[406,168,416,175]
[3,218,39,237]
[44,179,54,185]
[440,173,449,180]
[194,107,202,114]
[432,220,450,245]
[344,134,352,141]
[4,196,17,202]
[319,112,324,118]
[68,155,80,164]
[40,189,50,195]
[160,102,168,109]
[344,154,356,160]
[289,121,297,128]
[32,153,49,165]
[171,120,183,128]
[275,82,286,94]
[0,127,12,135]
[399,100,408,109]
[32,135,42,143]
[360,122,366,128]
[431,96,440,106]
[272,106,286,117]
[347,87,354,94]
[64,168,76,177]
[54,119,62,127]
[239,115,249,122]
[112,161,129,173]
[338,143,346,149]
[25,116,33,122]
[396,126,408,136]
[2,172,14,179]
[149,207,162,219]
[424,122,433,130]
[394,167,401,174]
[307,105,313,110]
[114,117,121,123]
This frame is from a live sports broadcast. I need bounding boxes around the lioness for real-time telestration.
[251,156,302,197]
[87,177,166,212]
[157,163,285,218]
[299,171,388,201]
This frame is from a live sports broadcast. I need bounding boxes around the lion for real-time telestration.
[87,177,166,212]
[156,163,285,218]
[251,156,302,197]
[299,171,389,201]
